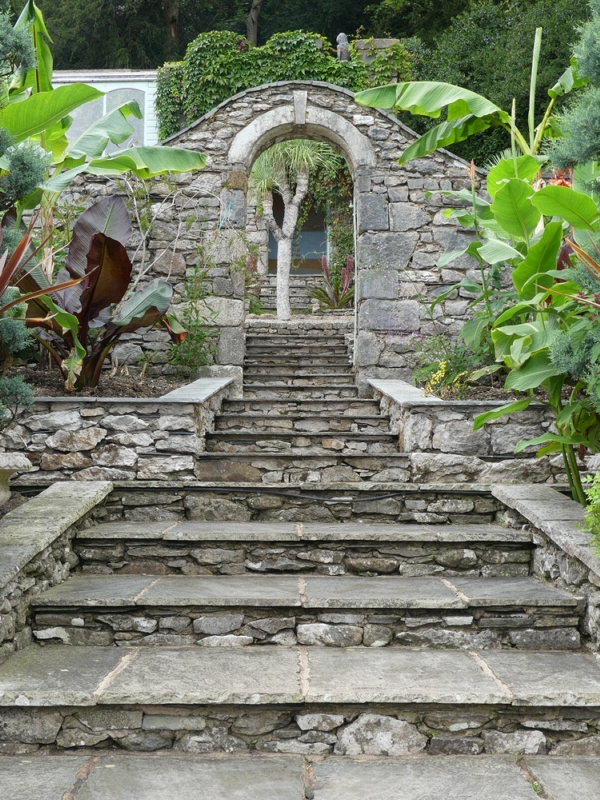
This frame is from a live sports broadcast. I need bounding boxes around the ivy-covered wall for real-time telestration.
[156,31,414,140]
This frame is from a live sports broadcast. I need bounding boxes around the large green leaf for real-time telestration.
[64,102,143,162]
[355,81,504,119]
[87,146,206,178]
[530,185,600,231]
[486,155,544,200]
[548,59,589,99]
[491,179,541,239]
[0,84,104,142]
[504,351,561,391]
[460,317,488,350]
[111,279,173,331]
[478,239,522,264]
[512,221,563,299]
[473,398,533,430]
[11,0,53,95]
[397,115,493,165]
[36,295,86,361]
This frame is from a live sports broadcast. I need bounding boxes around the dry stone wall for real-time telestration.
[0,482,111,665]
[0,379,233,484]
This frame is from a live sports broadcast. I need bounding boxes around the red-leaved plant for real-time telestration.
[309,254,354,309]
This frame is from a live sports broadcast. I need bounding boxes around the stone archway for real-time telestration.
[162,80,476,390]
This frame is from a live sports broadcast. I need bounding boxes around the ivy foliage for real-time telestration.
[157,30,414,140]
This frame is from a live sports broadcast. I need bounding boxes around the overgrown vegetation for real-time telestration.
[583,471,600,555]
[168,266,217,377]
[156,30,414,139]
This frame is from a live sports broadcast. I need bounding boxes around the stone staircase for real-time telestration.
[0,319,599,797]
[259,274,319,311]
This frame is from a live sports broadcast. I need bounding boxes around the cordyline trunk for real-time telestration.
[261,167,309,320]
[245,0,265,46]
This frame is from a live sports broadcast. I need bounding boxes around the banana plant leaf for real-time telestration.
[77,233,133,340]
[0,84,103,142]
[87,146,206,178]
[11,0,53,96]
[355,81,505,119]
[61,102,143,164]
[111,279,173,330]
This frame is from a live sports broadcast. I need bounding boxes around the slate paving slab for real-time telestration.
[31,575,158,607]
[305,648,509,704]
[165,522,299,541]
[33,574,572,612]
[98,647,303,705]
[447,576,577,607]
[526,756,600,800]
[77,522,176,540]
[0,646,124,706]
[141,575,302,606]
[301,523,530,542]
[482,651,600,706]
[0,755,90,800]
[78,754,305,800]
[303,576,464,609]
[312,756,540,800]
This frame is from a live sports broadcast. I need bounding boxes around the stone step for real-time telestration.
[244,357,352,367]
[245,335,350,345]
[244,374,356,386]
[1,645,600,755]
[31,574,581,650]
[0,754,596,800]
[214,414,391,434]
[242,385,360,400]
[245,343,349,354]
[222,399,381,415]
[243,367,354,378]
[205,431,398,455]
[194,451,407,481]
[74,520,531,577]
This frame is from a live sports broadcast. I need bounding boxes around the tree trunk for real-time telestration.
[261,168,309,320]
[245,0,265,46]
[275,236,293,320]
[163,0,179,60]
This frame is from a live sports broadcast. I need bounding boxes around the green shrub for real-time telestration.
[168,266,217,376]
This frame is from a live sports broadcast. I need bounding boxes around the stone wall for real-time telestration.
[370,379,568,484]
[0,378,234,484]
[0,482,112,664]
[3,702,598,756]
[492,484,600,653]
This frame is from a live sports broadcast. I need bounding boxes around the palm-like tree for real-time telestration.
[249,139,339,320]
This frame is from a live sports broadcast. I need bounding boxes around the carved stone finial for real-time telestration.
[337,33,350,61]
[0,453,32,506]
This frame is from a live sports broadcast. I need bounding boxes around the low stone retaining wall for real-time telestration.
[86,483,505,525]
[0,482,112,664]
[492,484,600,653]
[1,378,234,484]
[32,603,579,651]
[369,379,568,484]
[3,702,598,756]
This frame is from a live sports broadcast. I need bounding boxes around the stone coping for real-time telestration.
[31,377,234,405]
[368,378,547,409]
[2,754,595,800]
[12,480,526,493]
[34,574,575,610]
[78,520,529,543]
[0,481,112,591]
[491,484,600,581]
[2,645,600,706]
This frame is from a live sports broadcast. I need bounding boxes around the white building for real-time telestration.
[52,70,159,147]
